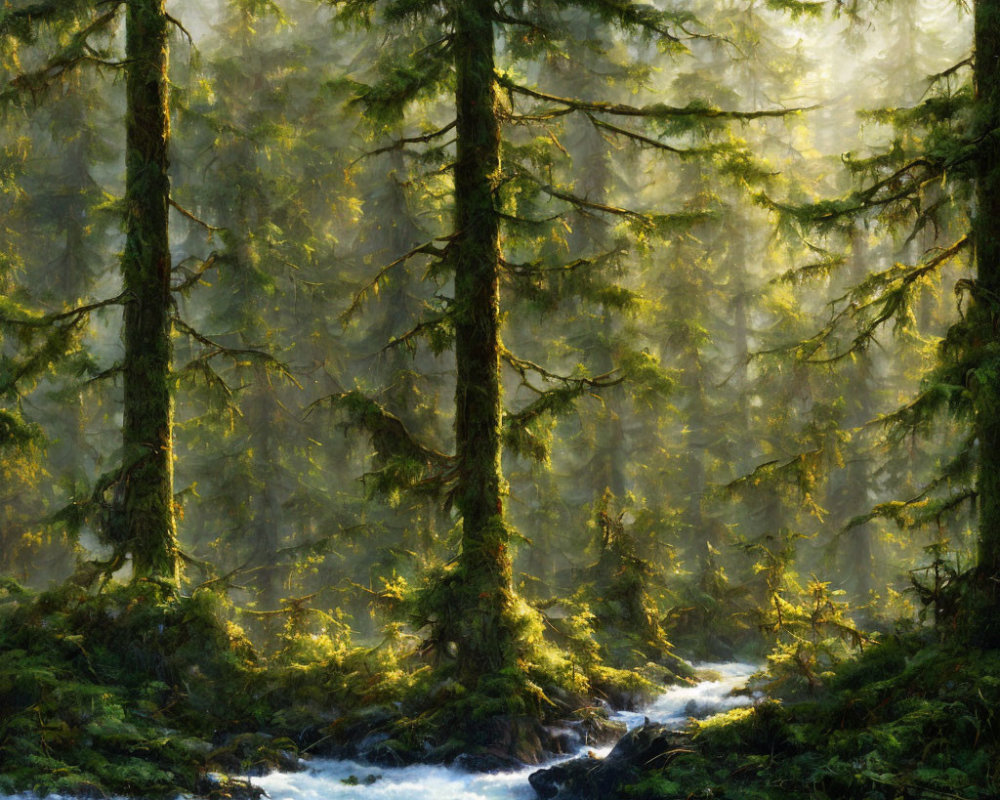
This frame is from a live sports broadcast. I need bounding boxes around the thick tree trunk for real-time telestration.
[974,0,1000,594]
[121,0,177,583]
[451,0,516,680]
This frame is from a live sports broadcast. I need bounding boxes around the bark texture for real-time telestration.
[451,0,516,680]
[974,0,1000,597]
[121,0,177,583]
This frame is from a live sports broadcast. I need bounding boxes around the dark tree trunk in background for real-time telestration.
[121,0,177,583]
[682,368,708,553]
[451,0,517,681]
[248,363,283,607]
[833,226,875,600]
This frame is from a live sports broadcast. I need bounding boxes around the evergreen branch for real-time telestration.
[756,180,927,225]
[352,120,458,164]
[0,8,121,103]
[351,36,453,121]
[772,253,847,285]
[510,164,709,232]
[724,448,825,501]
[796,236,969,363]
[588,114,715,155]
[517,172,651,223]
[51,448,155,562]
[497,210,566,225]
[500,249,636,308]
[492,11,550,39]
[756,142,978,227]
[509,164,652,225]
[83,363,123,385]
[382,312,451,354]
[305,390,456,498]
[0,0,108,38]
[241,592,323,618]
[341,239,449,324]
[275,528,367,558]
[844,488,976,534]
[189,562,260,593]
[548,0,690,42]
[502,349,622,392]
[0,292,126,329]
[169,199,223,233]
[850,158,936,207]
[173,318,300,387]
[509,107,576,123]
[500,251,623,277]
[498,75,815,121]
[926,56,973,87]
[164,12,193,45]
[177,359,236,410]
[501,349,623,462]
[175,547,232,579]
[852,437,975,531]
[503,382,596,462]
[306,390,452,464]
[171,253,220,293]
[0,408,38,447]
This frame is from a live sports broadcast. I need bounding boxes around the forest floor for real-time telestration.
[0,580,672,797]
[0,580,996,799]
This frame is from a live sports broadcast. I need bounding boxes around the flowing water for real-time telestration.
[255,662,757,800]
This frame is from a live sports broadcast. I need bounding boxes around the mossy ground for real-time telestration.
[0,580,419,798]
[621,633,1000,799]
[0,577,695,796]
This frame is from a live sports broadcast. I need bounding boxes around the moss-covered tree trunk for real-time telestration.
[121,0,177,583]
[451,0,516,681]
[974,0,1000,614]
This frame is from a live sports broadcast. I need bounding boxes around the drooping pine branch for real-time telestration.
[498,75,816,122]
[0,6,122,105]
[340,238,449,324]
[307,389,456,498]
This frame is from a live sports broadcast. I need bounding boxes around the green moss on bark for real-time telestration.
[121,0,177,583]
[450,0,517,683]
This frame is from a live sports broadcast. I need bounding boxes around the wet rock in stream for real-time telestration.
[529,721,689,800]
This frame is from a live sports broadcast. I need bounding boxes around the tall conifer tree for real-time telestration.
[970,0,1000,630]
[121,0,176,582]
[334,0,806,695]
[1,0,181,582]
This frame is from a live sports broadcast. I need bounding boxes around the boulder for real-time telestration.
[528,722,689,800]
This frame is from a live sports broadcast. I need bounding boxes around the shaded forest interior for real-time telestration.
[2,0,1000,798]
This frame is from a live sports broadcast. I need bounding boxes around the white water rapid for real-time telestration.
[255,662,757,800]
